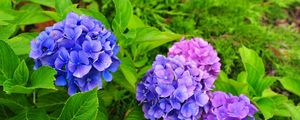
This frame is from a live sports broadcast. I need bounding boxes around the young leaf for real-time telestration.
[112,0,133,33]
[30,66,57,89]
[58,89,98,120]
[6,33,38,55]
[0,40,19,85]
[55,0,72,14]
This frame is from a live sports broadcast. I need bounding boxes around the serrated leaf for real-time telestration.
[55,0,72,14]
[36,91,68,111]
[0,40,19,85]
[119,57,138,89]
[30,66,57,89]
[58,89,98,120]
[6,33,38,55]
[3,60,29,93]
[112,0,133,33]
[8,109,49,120]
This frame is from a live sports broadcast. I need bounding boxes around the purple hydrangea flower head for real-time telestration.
[136,55,211,120]
[29,12,120,95]
[203,91,258,120]
[168,38,221,90]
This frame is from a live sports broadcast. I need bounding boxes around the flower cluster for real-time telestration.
[203,91,258,120]
[136,55,210,120]
[30,12,120,95]
[168,38,221,90]
[137,38,258,119]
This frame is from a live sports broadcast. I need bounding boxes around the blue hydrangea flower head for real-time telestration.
[30,12,120,95]
[136,55,211,120]
[203,91,258,120]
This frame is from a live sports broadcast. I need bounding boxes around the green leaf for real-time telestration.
[0,10,15,25]
[43,11,61,22]
[135,27,182,53]
[6,33,38,55]
[112,0,133,33]
[285,103,300,120]
[58,89,98,120]
[254,90,292,119]
[36,91,68,110]
[0,0,12,10]
[0,24,17,40]
[55,0,72,14]
[119,57,138,89]
[239,46,272,96]
[279,77,300,97]
[112,71,135,93]
[15,4,51,25]
[28,0,55,8]
[127,15,145,30]
[0,40,19,85]
[0,91,30,113]
[125,107,145,120]
[214,71,249,95]
[96,97,108,120]
[3,60,29,93]
[8,109,49,120]
[30,66,57,89]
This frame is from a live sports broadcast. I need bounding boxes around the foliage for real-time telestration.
[0,0,299,120]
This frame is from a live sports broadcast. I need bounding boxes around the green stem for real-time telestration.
[33,90,36,105]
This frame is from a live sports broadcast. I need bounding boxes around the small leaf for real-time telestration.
[55,0,72,14]
[112,0,133,33]
[119,57,138,89]
[0,40,19,85]
[30,66,57,89]
[8,108,49,120]
[58,89,98,120]
[6,33,38,55]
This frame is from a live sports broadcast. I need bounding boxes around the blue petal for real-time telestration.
[93,52,112,71]
[102,70,112,82]
[73,65,92,78]
[68,80,78,95]
[55,75,67,86]
[108,57,120,72]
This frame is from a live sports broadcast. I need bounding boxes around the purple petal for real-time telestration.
[78,51,90,65]
[155,84,175,97]
[194,92,209,107]
[173,86,189,102]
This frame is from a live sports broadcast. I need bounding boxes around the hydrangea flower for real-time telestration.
[30,12,120,95]
[136,55,211,120]
[168,38,221,90]
[203,91,258,120]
